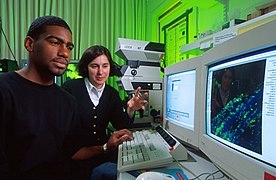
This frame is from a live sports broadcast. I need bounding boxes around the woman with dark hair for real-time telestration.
[61,45,148,180]
[212,68,237,117]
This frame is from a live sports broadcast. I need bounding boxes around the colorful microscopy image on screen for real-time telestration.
[210,60,266,154]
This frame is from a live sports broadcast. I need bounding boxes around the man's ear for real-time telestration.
[24,36,34,52]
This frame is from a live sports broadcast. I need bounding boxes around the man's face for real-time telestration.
[87,54,110,89]
[28,26,74,76]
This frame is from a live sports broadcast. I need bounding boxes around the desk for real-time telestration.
[118,149,230,180]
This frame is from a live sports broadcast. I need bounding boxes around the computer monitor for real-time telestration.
[199,20,276,179]
[163,55,203,148]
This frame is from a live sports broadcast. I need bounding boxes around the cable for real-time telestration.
[173,157,198,179]
[209,163,228,180]
[190,172,214,180]
[205,170,219,180]
[0,16,17,61]
[173,156,228,180]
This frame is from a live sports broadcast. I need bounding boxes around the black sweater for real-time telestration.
[61,78,134,147]
[0,72,82,180]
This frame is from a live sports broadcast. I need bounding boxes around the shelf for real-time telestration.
[180,10,276,56]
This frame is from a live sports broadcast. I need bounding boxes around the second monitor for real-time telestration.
[163,55,203,148]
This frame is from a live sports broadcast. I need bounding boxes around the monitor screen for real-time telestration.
[163,55,203,148]
[206,46,276,167]
[166,70,196,130]
[199,20,276,179]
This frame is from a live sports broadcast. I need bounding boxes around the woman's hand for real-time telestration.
[126,87,148,117]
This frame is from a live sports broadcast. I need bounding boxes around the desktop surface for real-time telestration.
[117,125,229,180]
[117,126,188,172]
[118,149,229,180]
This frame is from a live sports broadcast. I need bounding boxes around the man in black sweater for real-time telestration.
[0,15,133,180]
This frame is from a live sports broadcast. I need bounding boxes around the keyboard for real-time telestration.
[117,126,188,172]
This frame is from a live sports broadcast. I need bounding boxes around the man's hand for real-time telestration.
[72,129,133,160]
[106,129,133,151]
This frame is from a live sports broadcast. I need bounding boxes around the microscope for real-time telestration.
[115,38,165,127]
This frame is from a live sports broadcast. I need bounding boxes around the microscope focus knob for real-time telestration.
[131,69,137,76]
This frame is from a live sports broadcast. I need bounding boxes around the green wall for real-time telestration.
[146,0,275,65]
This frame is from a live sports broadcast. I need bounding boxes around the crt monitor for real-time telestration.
[199,20,276,179]
[163,55,203,148]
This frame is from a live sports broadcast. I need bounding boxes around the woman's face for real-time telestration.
[221,69,233,91]
[87,54,110,89]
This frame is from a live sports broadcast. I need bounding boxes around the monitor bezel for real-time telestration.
[199,20,276,179]
[163,55,204,149]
